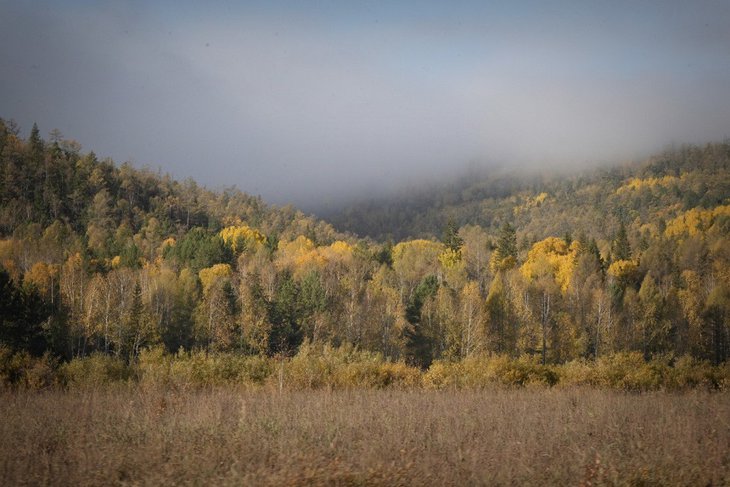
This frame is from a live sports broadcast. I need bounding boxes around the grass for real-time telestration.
[1,388,728,485]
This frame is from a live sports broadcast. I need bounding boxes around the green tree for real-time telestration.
[0,267,52,355]
[268,272,303,355]
[404,275,439,368]
[491,222,518,271]
[441,219,464,253]
[612,221,631,262]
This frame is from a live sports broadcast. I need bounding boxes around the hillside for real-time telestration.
[1,119,729,369]
[321,144,730,244]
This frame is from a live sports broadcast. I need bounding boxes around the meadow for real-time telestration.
[1,387,728,486]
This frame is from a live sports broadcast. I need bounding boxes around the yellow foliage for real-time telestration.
[110,255,121,268]
[294,249,327,272]
[278,235,315,256]
[439,249,467,289]
[198,263,232,294]
[616,175,680,194]
[607,259,639,283]
[392,239,444,286]
[160,237,176,250]
[438,248,462,269]
[219,225,266,253]
[318,240,354,265]
[24,262,60,297]
[392,239,443,260]
[489,253,516,273]
[664,205,730,237]
[519,237,578,292]
[513,192,549,216]
[276,237,355,277]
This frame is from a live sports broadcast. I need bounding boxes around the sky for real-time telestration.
[2,0,730,208]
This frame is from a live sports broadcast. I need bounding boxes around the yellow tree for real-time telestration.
[519,237,580,363]
[459,281,485,358]
[362,265,409,359]
[219,224,266,255]
[392,239,444,299]
[60,253,88,355]
[460,224,492,290]
[439,248,467,291]
[24,261,60,305]
[196,263,235,351]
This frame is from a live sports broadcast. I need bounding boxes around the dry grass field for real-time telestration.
[0,388,728,486]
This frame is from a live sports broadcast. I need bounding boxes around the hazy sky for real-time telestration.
[2,1,729,207]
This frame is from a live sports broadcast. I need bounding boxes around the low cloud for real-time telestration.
[1,1,729,208]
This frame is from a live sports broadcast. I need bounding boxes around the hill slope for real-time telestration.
[1,119,729,367]
[321,144,730,244]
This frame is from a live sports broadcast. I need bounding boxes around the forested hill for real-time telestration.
[321,143,730,243]
[0,120,343,247]
[1,118,730,368]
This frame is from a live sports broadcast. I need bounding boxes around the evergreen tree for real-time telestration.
[268,272,303,355]
[612,221,631,261]
[404,275,439,368]
[0,268,52,355]
[497,222,517,261]
[441,219,463,253]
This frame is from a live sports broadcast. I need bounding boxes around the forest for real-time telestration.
[1,118,729,379]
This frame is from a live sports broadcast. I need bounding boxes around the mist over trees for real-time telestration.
[1,118,729,367]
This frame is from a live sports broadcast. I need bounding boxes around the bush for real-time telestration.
[424,355,559,389]
[283,342,420,389]
[138,348,275,389]
[59,353,133,388]
[667,355,726,390]
[0,346,59,389]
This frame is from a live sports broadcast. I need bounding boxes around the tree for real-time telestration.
[637,273,671,358]
[702,284,730,364]
[404,275,439,368]
[237,270,271,354]
[268,272,303,355]
[459,225,491,290]
[441,219,464,253]
[127,280,159,359]
[0,267,51,355]
[392,239,444,299]
[458,281,485,358]
[485,274,514,354]
[60,253,88,356]
[362,265,407,359]
[612,221,631,262]
[196,264,235,351]
[491,222,518,272]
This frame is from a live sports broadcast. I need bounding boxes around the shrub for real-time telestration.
[154,349,275,389]
[283,342,420,390]
[0,347,59,389]
[59,353,133,388]
[422,360,463,389]
[423,355,559,389]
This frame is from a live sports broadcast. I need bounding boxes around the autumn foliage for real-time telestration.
[1,119,729,378]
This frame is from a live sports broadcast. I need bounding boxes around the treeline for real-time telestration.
[1,119,729,370]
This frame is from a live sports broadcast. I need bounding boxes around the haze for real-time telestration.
[2,1,729,208]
